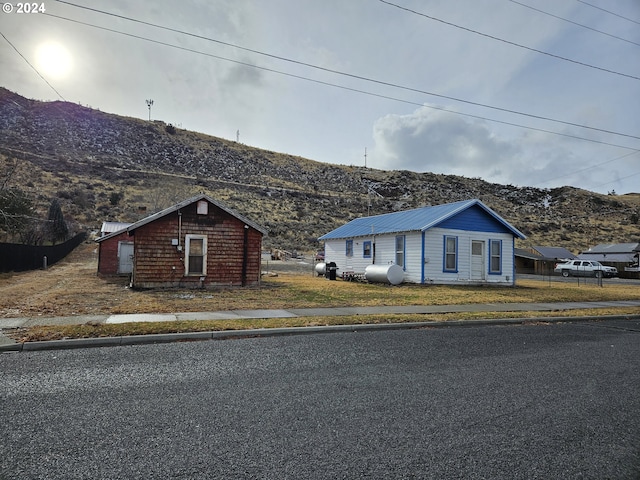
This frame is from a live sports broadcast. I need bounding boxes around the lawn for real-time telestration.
[7,272,640,343]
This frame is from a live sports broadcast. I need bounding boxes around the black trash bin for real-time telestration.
[326,262,337,280]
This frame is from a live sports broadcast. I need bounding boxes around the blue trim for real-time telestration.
[443,235,458,273]
[439,205,512,234]
[512,238,516,285]
[395,235,406,269]
[346,239,353,257]
[489,239,502,275]
[421,231,425,284]
[318,199,526,241]
[363,241,372,258]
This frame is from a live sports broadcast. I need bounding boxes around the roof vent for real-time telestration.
[197,200,208,215]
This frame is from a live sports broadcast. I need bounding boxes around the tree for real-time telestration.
[46,198,68,244]
[0,156,35,241]
[0,187,34,240]
[109,191,124,206]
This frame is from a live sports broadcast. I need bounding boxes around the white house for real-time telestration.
[318,199,526,286]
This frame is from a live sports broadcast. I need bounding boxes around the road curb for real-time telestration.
[2,314,639,353]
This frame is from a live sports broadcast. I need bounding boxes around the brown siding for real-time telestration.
[97,231,131,275]
[132,201,263,288]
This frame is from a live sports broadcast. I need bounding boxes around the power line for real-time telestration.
[0,31,66,101]
[41,11,640,151]
[509,0,640,47]
[588,169,640,191]
[576,0,640,26]
[378,0,640,82]
[46,3,640,142]
[534,149,640,186]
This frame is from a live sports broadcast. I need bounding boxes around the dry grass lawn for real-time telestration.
[3,242,640,342]
[2,242,640,319]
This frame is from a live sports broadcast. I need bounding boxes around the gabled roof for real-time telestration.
[100,221,132,235]
[582,243,640,254]
[318,199,525,240]
[579,243,640,263]
[95,224,133,243]
[532,246,577,260]
[96,194,267,243]
[578,252,638,263]
[514,248,545,261]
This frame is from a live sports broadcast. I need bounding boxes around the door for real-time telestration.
[118,241,134,274]
[471,240,485,281]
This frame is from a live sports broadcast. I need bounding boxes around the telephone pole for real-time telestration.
[364,147,367,168]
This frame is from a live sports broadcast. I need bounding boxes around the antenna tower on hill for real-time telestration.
[145,99,154,121]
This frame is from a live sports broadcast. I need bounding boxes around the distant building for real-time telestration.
[100,221,132,238]
[579,243,640,278]
[530,246,577,262]
[515,246,577,275]
[319,199,525,286]
[96,194,267,288]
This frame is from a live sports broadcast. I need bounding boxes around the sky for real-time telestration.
[1,0,639,194]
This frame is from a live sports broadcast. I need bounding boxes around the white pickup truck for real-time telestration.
[554,260,618,278]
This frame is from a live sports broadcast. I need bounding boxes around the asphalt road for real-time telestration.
[2,320,639,479]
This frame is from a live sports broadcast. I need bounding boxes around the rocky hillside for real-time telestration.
[1,87,638,253]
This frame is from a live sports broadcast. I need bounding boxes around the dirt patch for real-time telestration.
[0,243,317,318]
[1,242,123,317]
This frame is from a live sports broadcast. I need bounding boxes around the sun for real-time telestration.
[35,42,73,79]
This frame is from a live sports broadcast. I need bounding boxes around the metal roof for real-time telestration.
[582,243,640,254]
[318,199,525,240]
[96,194,267,243]
[514,248,545,261]
[532,246,577,260]
[95,224,133,243]
[579,252,637,263]
[100,221,132,234]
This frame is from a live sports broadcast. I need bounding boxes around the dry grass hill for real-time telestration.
[1,87,638,254]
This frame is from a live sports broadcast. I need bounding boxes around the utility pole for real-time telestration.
[364,147,367,168]
[145,99,154,121]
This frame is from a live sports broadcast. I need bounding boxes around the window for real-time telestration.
[363,241,372,258]
[489,239,502,274]
[185,235,207,275]
[196,200,208,215]
[346,239,353,257]
[395,235,405,267]
[444,236,457,272]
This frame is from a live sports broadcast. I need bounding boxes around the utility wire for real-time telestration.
[0,31,67,101]
[379,0,640,81]
[576,0,640,26]
[588,169,640,191]
[48,2,640,142]
[42,12,640,151]
[509,0,640,47]
[534,149,640,186]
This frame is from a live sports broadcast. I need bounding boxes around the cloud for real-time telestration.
[369,105,640,194]
[222,59,265,89]
[370,106,521,183]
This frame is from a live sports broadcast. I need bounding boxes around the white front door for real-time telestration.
[471,240,485,281]
[118,241,134,274]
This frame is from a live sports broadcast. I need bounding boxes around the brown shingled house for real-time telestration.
[96,194,267,288]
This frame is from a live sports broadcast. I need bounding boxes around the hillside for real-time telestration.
[1,87,638,253]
